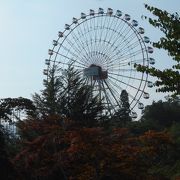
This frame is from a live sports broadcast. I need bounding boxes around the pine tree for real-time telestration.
[112,90,131,127]
[33,65,103,127]
[33,66,63,117]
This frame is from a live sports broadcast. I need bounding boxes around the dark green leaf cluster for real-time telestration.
[136,4,180,96]
[144,4,180,61]
[0,97,36,122]
[33,65,104,127]
[111,90,131,127]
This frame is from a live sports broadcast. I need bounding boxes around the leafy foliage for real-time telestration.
[111,90,131,127]
[0,97,36,121]
[140,100,180,131]
[33,66,103,127]
[0,127,17,180]
[13,114,175,179]
[135,4,180,96]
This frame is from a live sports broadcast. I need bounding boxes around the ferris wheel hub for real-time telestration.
[84,64,108,80]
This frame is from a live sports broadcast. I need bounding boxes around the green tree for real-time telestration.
[112,90,131,127]
[0,97,35,121]
[140,100,180,131]
[33,66,63,117]
[135,4,180,96]
[0,126,18,180]
[33,65,104,127]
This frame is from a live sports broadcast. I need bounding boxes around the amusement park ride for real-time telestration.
[44,8,155,119]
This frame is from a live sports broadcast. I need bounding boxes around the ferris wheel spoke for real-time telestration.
[109,23,138,48]
[79,22,93,54]
[94,18,108,58]
[111,28,134,51]
[120,49,144,59]
[109,49,144,66]
[116,40,140,57]
[106,17,123,44]
[96,16,114,54]
[108,72,146,82]
[97,80,102,102]
[63,38,94,66]
[107,67,137,72]
[111,37,138,59]
[107,58,146,68]
[89,17,95,52]
[95,39,123,67]
[97,39,115,60]
[70,25,93,53]
[69,31,88,54]
[65,37,89,62]
[105,79,122,102]
[111,55,146,66]
[89,20,95,54]
[128,58,147,65]
[117,42,142,59]
[104,18,117,45]
[108,22,132,51]
[97,16,108,52]
[108,75,145,107]
[67,32,93,64]
[72,33,100,66]
[103,79,121,108]
[60,44,86,63]
[78,22,93,55]
[48,59,86,69]
[69,31,91,62]
[93,15,98,54]
[108,39,140,63]
[101,81,114,115]
[111,58,145,71]
[104,34,138,63]
[107,77,139,104]
[82,24,94,59]
[55,51,87,67]
[108,74,144,92]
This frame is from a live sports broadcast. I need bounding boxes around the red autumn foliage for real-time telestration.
[13,115,173,179]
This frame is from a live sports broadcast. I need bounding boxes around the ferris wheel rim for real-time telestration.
[44,8,154,116]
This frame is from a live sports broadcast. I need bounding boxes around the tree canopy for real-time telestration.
[32,65,103,127]
[135,4,180,97]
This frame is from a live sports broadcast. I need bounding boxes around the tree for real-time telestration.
[112,90,131,127]
[14,115,175,180]
[33,66,63,117]
[120,90,131,121]
[140,100,180,131]
[33,65,104,127]
[0,126,18,180]
[0,97,36,121]
[135,4,180,97]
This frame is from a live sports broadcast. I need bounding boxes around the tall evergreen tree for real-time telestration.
[33,66,63,117]
[33,65,103,127]
[120,90,131,120]
[112,90,131,127]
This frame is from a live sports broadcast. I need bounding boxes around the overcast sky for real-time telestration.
[0,0,179,107]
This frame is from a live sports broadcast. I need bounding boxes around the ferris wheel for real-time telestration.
[44,8,155,118]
